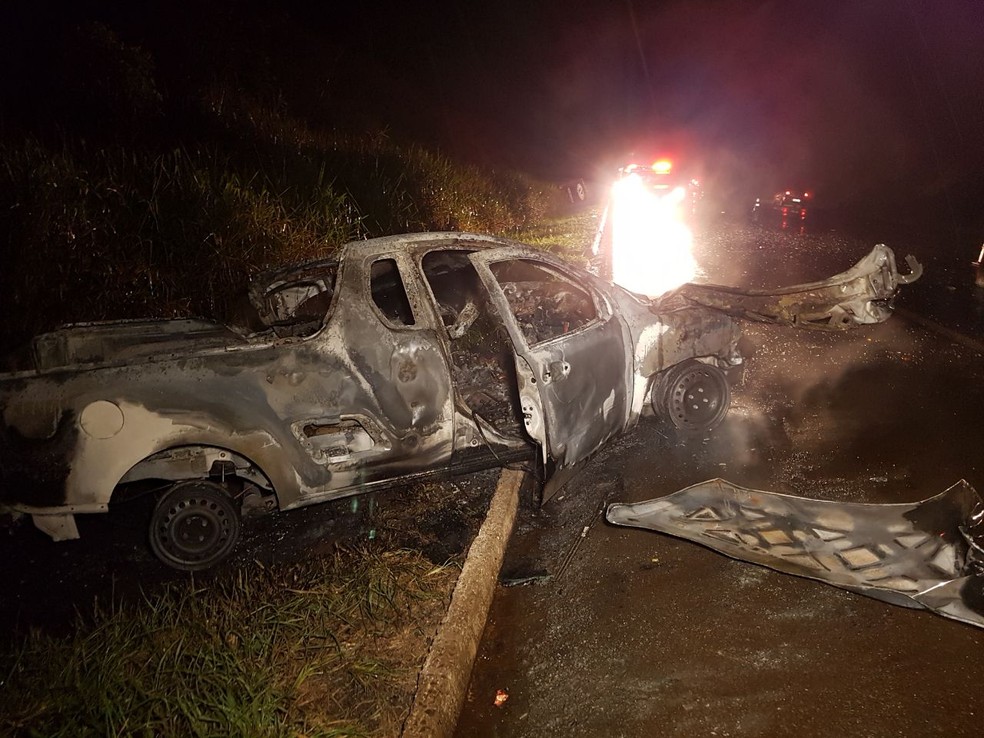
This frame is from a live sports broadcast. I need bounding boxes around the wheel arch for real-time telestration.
[115,443,276,498]
[64,401,307,509]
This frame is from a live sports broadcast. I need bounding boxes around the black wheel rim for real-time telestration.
[150,484,239,570]
[668,366,728,431]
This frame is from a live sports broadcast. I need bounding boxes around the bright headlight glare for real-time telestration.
[610,179,697,297]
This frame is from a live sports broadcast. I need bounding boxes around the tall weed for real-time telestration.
[0,105,548,350]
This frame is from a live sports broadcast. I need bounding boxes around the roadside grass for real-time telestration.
[0,547,458,737]
[0,105,548,351]
[0,140,360,346]
[517,207,601,267]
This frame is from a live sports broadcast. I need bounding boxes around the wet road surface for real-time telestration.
[456,221,984,736]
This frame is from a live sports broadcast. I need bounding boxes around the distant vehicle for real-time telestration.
[616,159,702,216]
[752,190,811,223]
[560,178,587,203]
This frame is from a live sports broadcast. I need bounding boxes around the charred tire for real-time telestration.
[654,360,731,434]
[149,480,240,571]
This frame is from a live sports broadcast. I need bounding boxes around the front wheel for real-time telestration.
[653,360,731,434]
[149,480,241,570]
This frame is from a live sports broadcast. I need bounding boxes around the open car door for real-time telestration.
[469,250,632,495]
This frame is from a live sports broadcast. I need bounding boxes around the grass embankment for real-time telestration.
[1,548,457,737]
[518,208,601,266]
[0,113,550,351]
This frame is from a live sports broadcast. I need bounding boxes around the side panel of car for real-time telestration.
[0,247,458,514]
[0,354,334,511]
[296,248,456,504]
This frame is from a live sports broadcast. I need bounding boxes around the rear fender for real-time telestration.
[63,401,293,508]
[118,445,274,495]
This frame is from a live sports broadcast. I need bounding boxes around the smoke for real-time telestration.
[681,224,935,488]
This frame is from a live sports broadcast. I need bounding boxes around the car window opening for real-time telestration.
[233,263,339,338]
[370,258,415,326]
[489,259,597,346]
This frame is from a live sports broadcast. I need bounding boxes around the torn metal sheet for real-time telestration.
[677,244,923,330]
[607,478,984,629]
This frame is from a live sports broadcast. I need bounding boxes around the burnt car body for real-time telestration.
[0,233,921,569]
[679,244,923,330]
[608,478,984,630]
[0,232,744,569]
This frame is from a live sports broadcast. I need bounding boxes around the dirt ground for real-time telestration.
[457,220,984,736]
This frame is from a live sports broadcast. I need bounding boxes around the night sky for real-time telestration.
[4,0,984,224]
[319,0,984,216]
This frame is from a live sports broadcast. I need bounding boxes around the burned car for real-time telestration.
[0,233,743,569]
[0,233,920,570]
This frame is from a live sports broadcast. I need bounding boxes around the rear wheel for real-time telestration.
[149,480,240,570]
[654,360,731,434]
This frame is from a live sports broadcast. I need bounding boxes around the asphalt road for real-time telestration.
[456,220,984,737]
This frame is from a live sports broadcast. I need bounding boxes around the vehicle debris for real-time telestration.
[0,233,921,570]
[500,571,552,587]
[678,244,923,330]
[554,503,605,580]
[606,478,984,629]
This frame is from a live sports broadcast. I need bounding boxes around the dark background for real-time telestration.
[3,0,983,232]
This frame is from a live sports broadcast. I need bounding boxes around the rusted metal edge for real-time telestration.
[677,244,923,330]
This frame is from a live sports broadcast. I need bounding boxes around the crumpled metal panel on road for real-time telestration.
[607,478,984,629]
[677,244,923,330]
